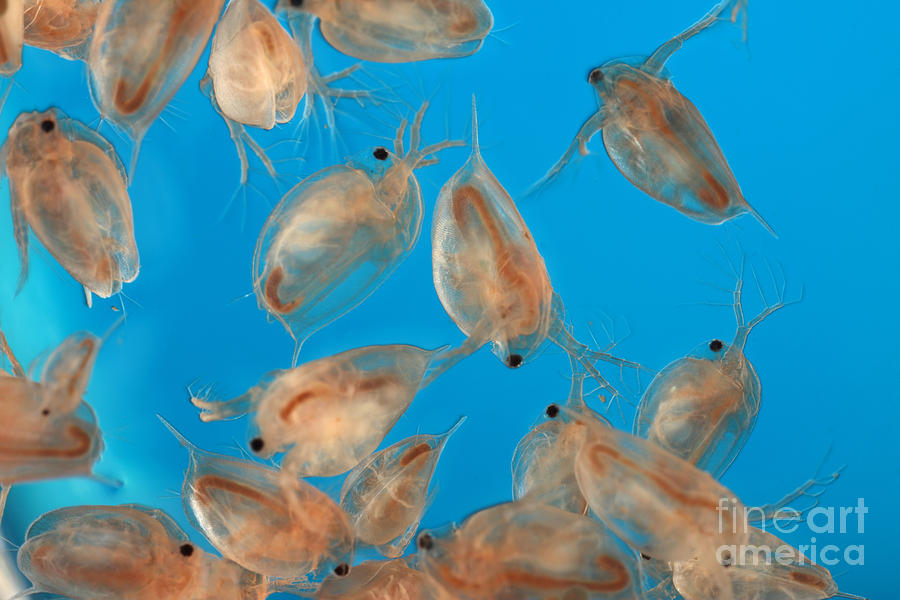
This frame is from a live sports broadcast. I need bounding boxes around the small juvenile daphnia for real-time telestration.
[253,103,462,362]
[340,417,464,558]
[88,0,226,176]
[276,0,493,63]
[534,0,774,235]
[0,0,23,74]
[202,0,305,184]
[673,527,868,600]
[192,344,444,478]
[317,558,451,600]
[162,418,353,582]
[16,504,272,600]
[634,257,792,478]
[511,357,609,514]
[432,98,643,392]
[0,326,106,524]
[416,501,642,599]
[573,413,748,600]
[24,0,102,61]
[3,108,139,306]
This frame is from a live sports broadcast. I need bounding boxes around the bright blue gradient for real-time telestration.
[0,1,893,597]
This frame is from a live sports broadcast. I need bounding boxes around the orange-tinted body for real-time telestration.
[4,108,139,304]
[0,0,23,74]
[277,0,492,63]
[163,420,353,580]
[88,0,226,173]
[340,418,462,557]
[253,103,460,362]
[192,344,442,478]
[417,501,642,599]
[24,0,100,60]
[17,504,268,600]
[0,327,106,523]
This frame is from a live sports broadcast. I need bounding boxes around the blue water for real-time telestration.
[0,0,894,597]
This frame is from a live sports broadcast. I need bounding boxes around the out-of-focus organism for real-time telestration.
[162,418,353,582]
[574,413,748,600]
[191,344,444,478]
[276,0,493,63]
[3,107,139,306]
[201,0,305,185]
[88,0,226,177]
[532,0,773,235]
[16,504,273,599]
[0,325,106,524]
[317,558,451,600]
[340,417,464,558]
[253,103,462,362]
[634,256,792,478]
[417,501,642,599]
[673,526,868,600]
[24,0,101,61]
[0,0,23,74]
[511,356,609,514]
[432,98,643,395]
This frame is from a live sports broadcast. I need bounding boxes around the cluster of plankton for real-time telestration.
[0,0,868,599]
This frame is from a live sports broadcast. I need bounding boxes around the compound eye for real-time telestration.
[588,68,603,84]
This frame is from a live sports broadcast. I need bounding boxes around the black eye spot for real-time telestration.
[41,409,50,416]
[373,147,388,161]
[506,354,524,368]
[179,543,194,557]
[545,404,559,418]
[290,0,303,6]
[588,68,603,84]
[333,563,349,577]
[41,119,55,132]
[709,339,724,352]
[250,437,264,452]
[418,533,434,550]
[641,553,651,560]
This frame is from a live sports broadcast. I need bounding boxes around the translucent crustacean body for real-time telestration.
[533,0,774,234]
[16,504,270,600]
[0,326,106,524]
[276,0,493,63]
[416,501,642,599]
[634,258,789,478]
[253,103,462,363]
[162,419,353,581]
[24,0,101,61]
[431,99,643,395]
[340,417,464,558]
[0,0,24,74]
[3,108,139,306]
[191,344,444,478]
[673,527,867,600]
[317,558,451,600]
[573,413,749,600]
[88,0,226,176]
[511,357,609,514]
[201,0,305,184]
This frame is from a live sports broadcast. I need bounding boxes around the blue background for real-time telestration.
[0,0,894,597]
